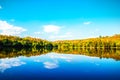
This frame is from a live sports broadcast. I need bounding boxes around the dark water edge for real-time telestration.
[0,47,120,60]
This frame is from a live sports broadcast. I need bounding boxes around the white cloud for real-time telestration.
[43,25,61,34]
[43,62,58,69]
[0,58,25,72]
[0,20,26,35]
[63,32,73,38]
[83,21,91,25]
[34,32,43,35]
[49,32,73,40]
[0,5,2,9]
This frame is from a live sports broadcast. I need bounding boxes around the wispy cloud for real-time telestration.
[49,32,73,40]
[83,21,91,25]
[43,25,61,34]
[34,32,43,35]
[0,20,26,36]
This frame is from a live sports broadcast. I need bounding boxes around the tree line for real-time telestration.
[53,34,120,49]
[0,34,120,49]
[0,35,53,49]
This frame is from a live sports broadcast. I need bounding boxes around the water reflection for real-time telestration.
[43,61,58,69]
[0,48,50,58]
[32,53,73,69]
[0,48,120,60]
[0,52,120,80]
[0,52,73,72]
[53,48,120,60]
[0,58,25,72]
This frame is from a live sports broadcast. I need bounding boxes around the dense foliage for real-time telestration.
[53,34,120,49]
[0,35,53,49]
[0,34,120,49]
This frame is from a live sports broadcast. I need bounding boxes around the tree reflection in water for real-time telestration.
[0,47,120,60]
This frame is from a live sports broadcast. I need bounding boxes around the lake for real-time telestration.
[0,48,120,80]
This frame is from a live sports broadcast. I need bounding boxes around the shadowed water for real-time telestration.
[0,48,120,80]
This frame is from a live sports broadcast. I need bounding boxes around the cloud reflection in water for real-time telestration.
[0,58,25,72]
[33,53,73,69]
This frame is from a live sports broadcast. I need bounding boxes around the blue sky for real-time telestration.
[0,0,120,40]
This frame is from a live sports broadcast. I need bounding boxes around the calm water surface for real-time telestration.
[0,52,120,80]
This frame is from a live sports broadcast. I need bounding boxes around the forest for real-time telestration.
[0,35,53,49]
[53,34,120,49]
[0,34,120,50]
